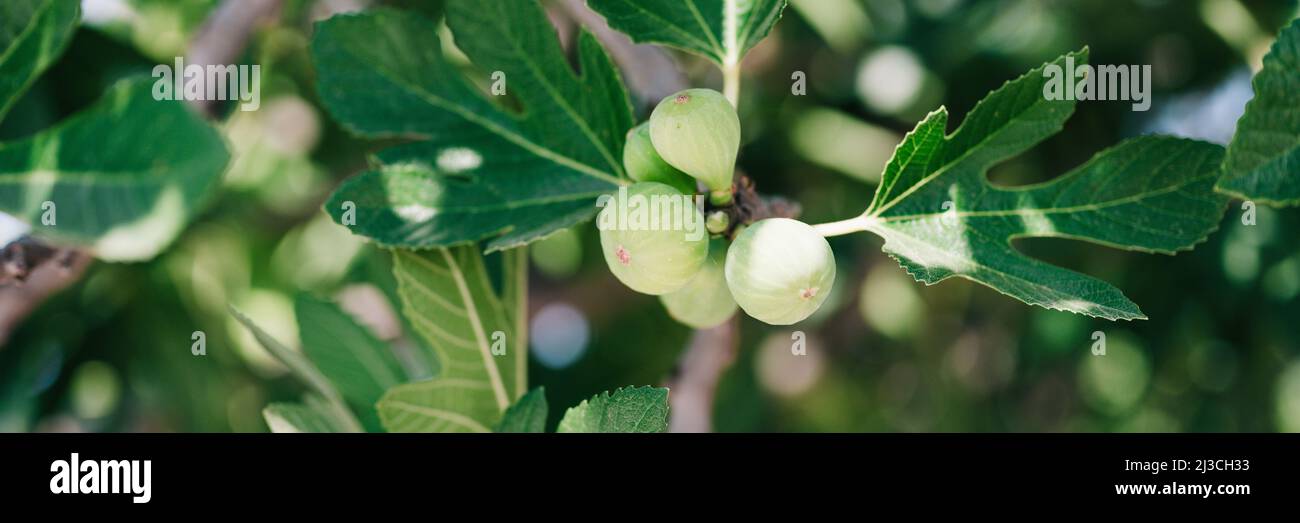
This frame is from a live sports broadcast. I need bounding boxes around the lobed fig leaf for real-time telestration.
[852,49,1227,320]
[314,4,634,252]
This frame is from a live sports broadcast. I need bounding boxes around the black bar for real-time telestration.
[1,434,1292,510]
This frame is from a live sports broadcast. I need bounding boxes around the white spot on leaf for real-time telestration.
[436,147,483,173]
[395,204,437,222]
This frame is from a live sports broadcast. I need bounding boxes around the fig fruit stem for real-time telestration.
[723,61,742,107]
[709,189,734,206]
[810,214,880,237]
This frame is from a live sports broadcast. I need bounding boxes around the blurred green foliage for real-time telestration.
[2,0,1298,433]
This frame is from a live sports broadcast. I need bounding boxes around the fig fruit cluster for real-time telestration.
[597,89,837,327]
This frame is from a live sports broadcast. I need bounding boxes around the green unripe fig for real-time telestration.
[724,218,836,325]
[705,210,730,235]
[598,182,709,295]
[660,238,737,328]
[623,122,697,195]
[649,88,739,199]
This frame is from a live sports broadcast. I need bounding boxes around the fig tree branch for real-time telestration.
[186,0,282,115]
[0,237,90,347]
[664,317,738,433]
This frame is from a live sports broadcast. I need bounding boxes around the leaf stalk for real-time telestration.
[810,214,877,237]
[723,61,742,107]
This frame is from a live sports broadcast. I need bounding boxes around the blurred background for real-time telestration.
[1,0,1298,433]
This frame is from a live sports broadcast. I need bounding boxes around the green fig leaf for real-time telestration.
[855,50,1228,320]
[263,395,356,433]
[0,4,228,262]
[295,294,406,430]
[230,306,363,432]
[0,79,230,261]
[495,387,549,433]
[377,247,525,433]
[313,5,634,252]
[587,0,787,67]
[557,386,670,433]
[1215,18,1300,206]
[0,0,80,123]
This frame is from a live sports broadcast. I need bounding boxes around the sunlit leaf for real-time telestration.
[854,50,1227,320]
[378,247,524,432]
[0,79,230,260]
